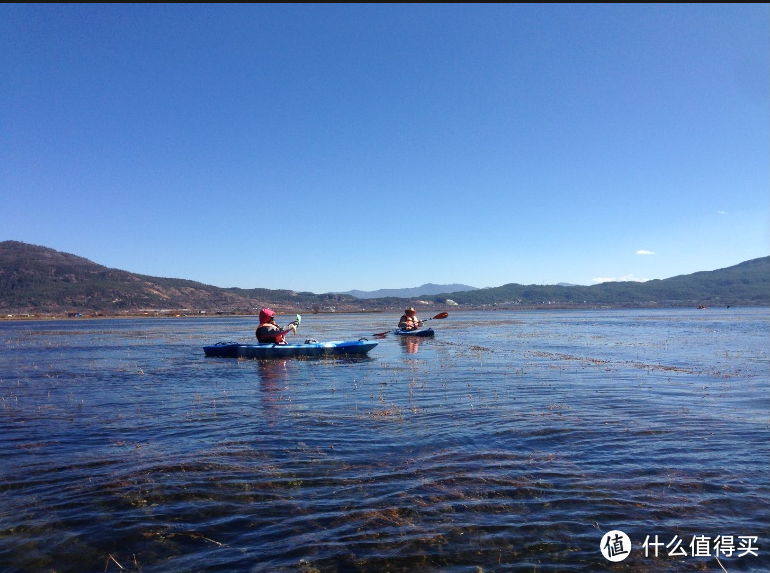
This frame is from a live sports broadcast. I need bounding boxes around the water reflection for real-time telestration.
[399,336,421,354]
[256,360,290,418]
[257,359,289,390]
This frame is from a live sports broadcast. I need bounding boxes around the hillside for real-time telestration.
[0,241,767,315]
[0,241,358,315]
[427,257,770,307]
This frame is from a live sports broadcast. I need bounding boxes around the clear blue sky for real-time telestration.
[2,4,768,292]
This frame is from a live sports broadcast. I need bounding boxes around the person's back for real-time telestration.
[256,308,297,344]
[256,322,284,344]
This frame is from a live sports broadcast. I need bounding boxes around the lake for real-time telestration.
[0,308,767,572]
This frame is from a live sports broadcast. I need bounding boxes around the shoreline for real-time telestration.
[2,302,765,321]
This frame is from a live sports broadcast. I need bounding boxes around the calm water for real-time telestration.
[0,308,767,572]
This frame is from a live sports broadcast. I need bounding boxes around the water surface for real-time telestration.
[1,308,767,572]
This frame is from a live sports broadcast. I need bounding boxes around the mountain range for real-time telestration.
[1,240,768,315]
[338,284,478,299]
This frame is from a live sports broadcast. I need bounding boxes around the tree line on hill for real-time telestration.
[430,256,768,306]
[0,241,767,315]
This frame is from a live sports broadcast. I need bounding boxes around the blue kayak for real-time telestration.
[393,328,434,337]
[204,339,378,359]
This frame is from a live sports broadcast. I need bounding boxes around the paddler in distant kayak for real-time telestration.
[256,308,299,344]
[398,307,422,331]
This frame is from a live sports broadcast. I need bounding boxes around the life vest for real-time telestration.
[256,322,285,344]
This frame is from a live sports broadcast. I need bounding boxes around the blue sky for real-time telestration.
[2,4,768,292]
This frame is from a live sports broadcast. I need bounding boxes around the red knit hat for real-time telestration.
[259,308,275,323]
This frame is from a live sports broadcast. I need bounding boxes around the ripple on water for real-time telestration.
[0,310,767,572]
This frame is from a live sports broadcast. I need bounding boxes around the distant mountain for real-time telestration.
[427,257,769,307]
[0,241,767,315]
[340,283,479,299]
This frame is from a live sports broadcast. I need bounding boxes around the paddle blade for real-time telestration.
[432,312,449,320]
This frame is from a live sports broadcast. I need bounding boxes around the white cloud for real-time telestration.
[717,211,727,215]
[636,250,655,255]
[591,274,649,284]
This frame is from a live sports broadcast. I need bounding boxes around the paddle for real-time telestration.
[287,314,301,337]
[373,312,449,337]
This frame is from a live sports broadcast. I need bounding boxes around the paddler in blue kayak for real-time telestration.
[256,308,299,344]
[398,307,423,331]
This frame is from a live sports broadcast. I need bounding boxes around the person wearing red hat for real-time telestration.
[398,307,422,331]
[256,309,298,344]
